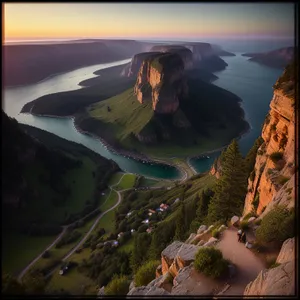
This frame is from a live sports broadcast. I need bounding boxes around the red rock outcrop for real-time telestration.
[243,89,295,216]
[134,52,188,114]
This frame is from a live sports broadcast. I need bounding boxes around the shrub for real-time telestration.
[267,168,274,175]
[105,274,130,295]
[276,175,290,186]
[256,206,295,246]
[269,152,283,163]
[254,219,262,225]
[41,250,50,259]
[243,211,257,221]
[252,193,260,211]
[212,229,220,238]
[249,170,255,181]
[240,220,249,231]
[194,247,229,279]
[257,150,264,155]
[135,260,160,287]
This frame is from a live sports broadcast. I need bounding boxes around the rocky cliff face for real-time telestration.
[134,52,188,114]
[150,45,194,70]
[127,52,161,77]
[244,237,295,296]
[243,88,295,216]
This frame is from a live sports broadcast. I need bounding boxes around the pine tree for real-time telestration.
[174,203,186,241]
[244,136,264,174]
[206,139,248,224]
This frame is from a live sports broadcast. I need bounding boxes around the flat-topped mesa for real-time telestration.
[134,52,188,114]
[183,42,214,62]
[150,45,194,70]
[127,52,162,77]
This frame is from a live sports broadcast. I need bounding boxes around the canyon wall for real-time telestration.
[134,52,188,114]
[243,88,295,216]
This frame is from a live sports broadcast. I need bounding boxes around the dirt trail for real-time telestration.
[216,227,266,295]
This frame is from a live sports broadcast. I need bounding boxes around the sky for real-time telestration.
[4,3,295,41]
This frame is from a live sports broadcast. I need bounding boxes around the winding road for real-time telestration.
[18,174,126,282]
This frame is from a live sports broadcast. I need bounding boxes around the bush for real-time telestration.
[243,211,257,221]
[211,229,220,238]
[252,193,260,211]
[269,152,283,163]
[255,206,295,246]
[276,175,290,186]
[240,220,249,231]
[135,260,160,287]
[249,170,255,181]
[105,274,130,295]
[194,247,229,279]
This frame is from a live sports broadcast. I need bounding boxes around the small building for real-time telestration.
[126,211,133,217]
[117,232,124,239]
[146,227,153,234]
[174,198,180,203]
[148,212,153,216]
[148,209,156,214]
[142,219,149,224]
[101,192,105,196]
[131,229,135,233]
[112,240,119,247]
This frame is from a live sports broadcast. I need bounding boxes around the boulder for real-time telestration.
[97,286,105,296]
[218,225,227,232]
[197,225,207,234]
[197,240,205,246]
[129,280,135,291]
[203,237,218,247]
[161,241,184,274]
[276,237,295,264]
[127,285,170,296]
[190,233,205,244]
[243,261,295,296]
[207,225,214,231]
[248,217,256,223]
[185,233,196,244]
[176,244,202,269]
[231,216,240,225]
[156,264,162,278]
[244,237,295,296]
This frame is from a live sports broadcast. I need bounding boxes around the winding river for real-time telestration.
[3,55,282,178]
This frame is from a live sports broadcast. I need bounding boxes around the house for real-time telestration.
[148,212,153,216]
[148,209,156,214]
[131,229,135,233]
[142,219,149,224]
[117,232,124,239]
[126,211,133,217]
[146,227,153,234]
[112,240,119,247]
[174,198,180,203]
[101,192,105,196]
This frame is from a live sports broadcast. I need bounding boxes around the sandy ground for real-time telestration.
[217,226,266,295]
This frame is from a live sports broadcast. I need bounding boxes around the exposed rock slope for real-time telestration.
[244,237,295,296]
[243,81,295,216]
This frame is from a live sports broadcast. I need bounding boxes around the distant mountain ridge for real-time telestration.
[242,46,294,69]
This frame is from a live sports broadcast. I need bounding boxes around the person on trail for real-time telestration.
[241,231,247,243]
[237,229,242,242]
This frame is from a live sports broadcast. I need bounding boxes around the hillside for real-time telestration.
[3,40,154,87]
[77,53,249,157]
[241,47,294,69]
[2,111,119,275]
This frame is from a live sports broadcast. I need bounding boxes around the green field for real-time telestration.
[108,172,124,186]
[114,174,137,190]
[13,155,97,225]
[1,233,57,276]
[85,77,248,158]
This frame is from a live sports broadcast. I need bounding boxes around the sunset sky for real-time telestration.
[4,3,294,41]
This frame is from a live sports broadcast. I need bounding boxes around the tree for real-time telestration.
[130,233,151,272]
[105,274,130,295]
[244,136,264,174]
[22,271,46,294]
[206,139,248,224]
[134,260,160,287]
[174,203,186,241]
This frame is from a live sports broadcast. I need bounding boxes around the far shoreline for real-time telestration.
[22,109,251,181]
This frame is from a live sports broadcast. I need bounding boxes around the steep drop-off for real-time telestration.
[242,63,296,217]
